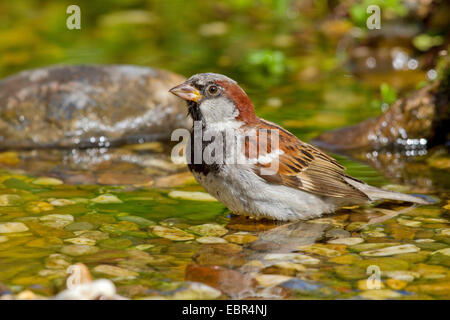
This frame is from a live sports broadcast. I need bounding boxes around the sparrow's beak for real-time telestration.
[169,83,203,102]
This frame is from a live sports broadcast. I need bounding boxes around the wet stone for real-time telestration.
[0,222,29,233]
[384,271,420,282]
[64,222,95,232]
[168,191,217,202]
[325,228,350,239]
[185,264,255,297]
[196,236,227,244]
[117,215,155,227]
[224,232,258,244]
[151,226,195,241]
[45,254,72,269]
[264,253,320,265]
[329,254,361,264]
[0,194,22,206]
[254,274,293,287]
[73,230,109,241]
[26,237,63,248]
[359,289,403,300]
[32,177,63,186]
[188,224,228,237]
[60,244,100,256]
[98,238,133,249]
[93,264,139,278]
[355,258,410,271]
[90,194,123,204]
[39,214,74,229]
[262,262,306,276]
[327,237,364,245]
[64,237,96,246]
[360,244,420,257]
[334,265,366,280]
[297,244,342,257]
[171,282,222,300]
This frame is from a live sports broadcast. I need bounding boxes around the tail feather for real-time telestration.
[344,177,430,205]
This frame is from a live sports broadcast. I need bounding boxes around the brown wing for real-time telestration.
[247,119,369,203]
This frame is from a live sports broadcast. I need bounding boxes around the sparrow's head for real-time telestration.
[169,73,257,125]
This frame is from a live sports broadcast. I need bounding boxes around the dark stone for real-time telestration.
[0,65,190,149]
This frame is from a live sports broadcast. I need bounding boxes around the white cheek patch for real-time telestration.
[199,97,239,124]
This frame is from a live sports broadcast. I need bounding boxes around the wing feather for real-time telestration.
[249,119,369,203]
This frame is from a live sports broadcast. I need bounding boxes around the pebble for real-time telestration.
[168,191,217,201]
[171,282,222,300]
[49,199,75,206]
[254,274,293,287]
[439,228,450,236]
[64,222,95,232]
[264,253,320,265]
[432,248,450,256]
[188,223,228,237]
[360,244,420,257]
[397,218,422,227]
[32,177,63,186]
[93,265,138,278]
[60,244,100,256]
[45,254,72,269]
[359,289,402,300]
[117,216,155,227]
[325,228,350,239]
[281,279,322,292]
[64,237,96,246]
[39,214,74,229]
[0,222,29,233]
[90,194,123,204]
[384,271,419,282]
[224,232,258,244]
[196,236,228,244]
[73,230,109,241]
[151,226,195,241]
[297,244,341,257]
[329,254,361,264]
[0,194,22,206]
[133,244,155,251]
[327,237,364,245]
[272,262,307,272]
[385,279,408,290]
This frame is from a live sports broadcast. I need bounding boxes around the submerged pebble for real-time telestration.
[93,264,138,278]
[224,232,258,244]
[327,237,364,245]
[32,177,63,186]
[0,194,22,206]
[90,194,123,204]
[168,191,217,201]
[188,223,228,237]
[264,253,320,265]
[64,237,96,246]
[359,289,403,300]
[360,244,421,257]
[151,226,195,241]
[0,222,29,233]
[60,244,99,256]
[196,236,228,244]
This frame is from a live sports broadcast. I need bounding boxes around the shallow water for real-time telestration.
[0,0,449,300]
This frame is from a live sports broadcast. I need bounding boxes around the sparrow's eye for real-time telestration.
[206,84,220,97]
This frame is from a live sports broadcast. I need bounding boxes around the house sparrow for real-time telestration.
[169,73,428,221]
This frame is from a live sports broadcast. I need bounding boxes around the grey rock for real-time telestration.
[0,65,190,149]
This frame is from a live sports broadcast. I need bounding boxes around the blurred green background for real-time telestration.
[0,0,448,141]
